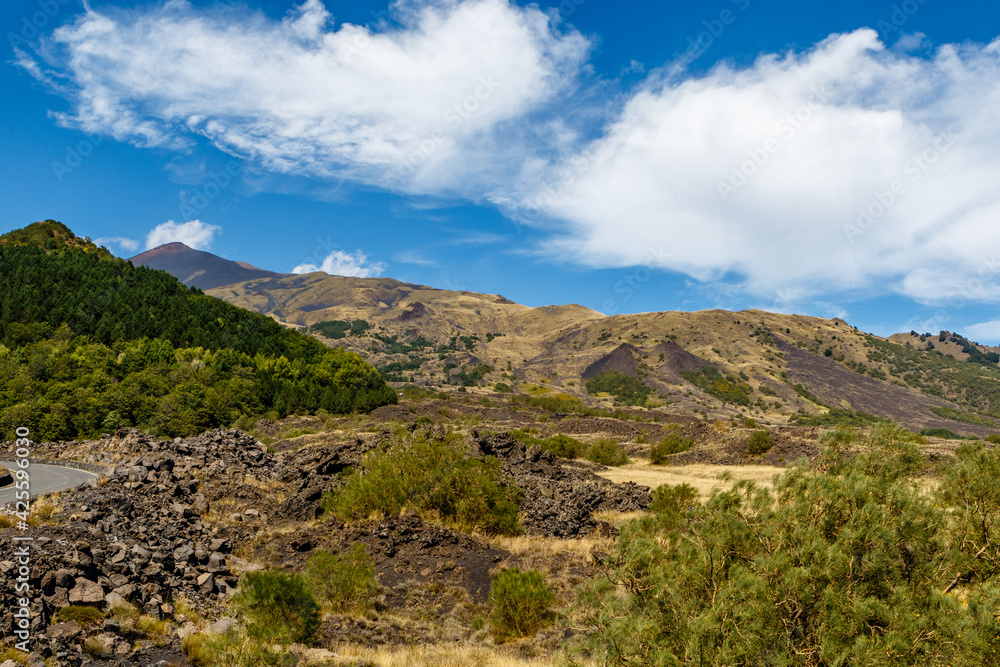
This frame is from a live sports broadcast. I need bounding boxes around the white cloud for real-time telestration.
[507,29,1000,304]
[24,0,588,196]
[95,236,140,252]
[146,220,221,250]
[21,3,1000,308]
[962,320,1000,346]
[394,249,437,266]
[293,249,386,278]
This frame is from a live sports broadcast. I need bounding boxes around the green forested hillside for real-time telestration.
[0,221,397,440]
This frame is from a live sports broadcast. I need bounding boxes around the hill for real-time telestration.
[206,273,1000,438]
[0,221,396,440]
[129,241,282,290]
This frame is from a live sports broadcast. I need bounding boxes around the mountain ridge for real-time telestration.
[55,232,1000,437]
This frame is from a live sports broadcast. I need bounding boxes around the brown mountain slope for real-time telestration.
[205,272,1000,436]
[129,242,282,290]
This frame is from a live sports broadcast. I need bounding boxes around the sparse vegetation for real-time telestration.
[488,568,554,641]
[231,570,320,646]
[305,545,379,612]
[584,438,629,466]
[746,429,773,456]
[650,433,693,464]
[55,605,105,627]
[585,371,652,407]
[321,430,523,535]
[679,367,753,406]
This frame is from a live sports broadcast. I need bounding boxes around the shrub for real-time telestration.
[746,429,773,456]
[230,570,320,646]
[986,433,1000,444]
[650,433,693,464]
[819,423,858,446]
[584,438,629,466]
[183,629,281,667]
[305,545,379,612]
[648,483,699,525]
[493,382,513,393]
[82,637,107,658]
[488,569,554,641]
[55,605,105,627]
[679,367,753,406]
[541,434,585,459]
[584,372,652,406]
[581,430,997,666]
[919,427,978,440]
[321,431,522,535]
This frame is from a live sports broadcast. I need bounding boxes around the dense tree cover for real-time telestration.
[0,241,318,360]
[582,425,1000,666]
[0,330,396,440]
[0,223,396,439]
[585,371,653,406]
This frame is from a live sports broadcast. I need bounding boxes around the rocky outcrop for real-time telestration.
[472,432,649,537]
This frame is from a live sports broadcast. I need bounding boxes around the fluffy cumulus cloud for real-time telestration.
[292,250,386,278]
[22,0,588,195]
[509,30,1000,305]
[146,220,221,250]
[20,2,1000,307]
[94,236,140,252]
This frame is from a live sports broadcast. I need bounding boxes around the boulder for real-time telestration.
[68,578,105,605]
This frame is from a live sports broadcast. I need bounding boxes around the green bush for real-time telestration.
[55,605,105,627]
[488,569,554,641]
[986,433,1000,444]
[584,372,652,406]
[580,426,1000,666]
[493,382,514,393]
[648,483,699,528]
[183,629,282,667]
[650,433,693,464]
[746,429,773,456]
[919,427,978,440]
[584,438,629,466]
[305,545,379,612]
[540,434,585,459]
[321,431,522,535]
[819,423,858,446]
[231,570,320,646]
[679,367,753,406]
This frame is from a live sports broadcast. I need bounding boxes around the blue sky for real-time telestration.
[3,0,1000,342]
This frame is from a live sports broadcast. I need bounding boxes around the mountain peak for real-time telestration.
[129,242,282,290]
[0,219,108,256]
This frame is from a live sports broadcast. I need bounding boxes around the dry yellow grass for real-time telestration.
[596,462,785,500]
[490,534,614,558]
[320,644,579,667]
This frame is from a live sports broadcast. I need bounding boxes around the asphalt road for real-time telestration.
[0,460,97,507]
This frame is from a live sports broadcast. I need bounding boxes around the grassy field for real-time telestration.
[596,461,785,499]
